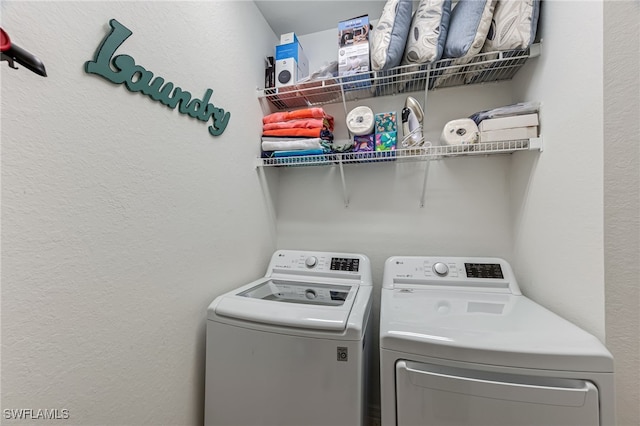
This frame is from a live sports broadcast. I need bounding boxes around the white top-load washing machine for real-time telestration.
[380,256,615,426]
[205,249,373,426]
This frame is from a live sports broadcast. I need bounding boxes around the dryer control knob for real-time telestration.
[433,262,449,277]
[305,289,317,300]
[305,256,318,268]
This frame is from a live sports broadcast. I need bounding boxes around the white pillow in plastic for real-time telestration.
[401,0,452,65]
[433,0,496,88]
[370,0,413,71]
[482,0,541,52]
[443,0,497,59]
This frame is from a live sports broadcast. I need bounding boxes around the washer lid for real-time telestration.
[211,278,358,331]
[380,289,613,373]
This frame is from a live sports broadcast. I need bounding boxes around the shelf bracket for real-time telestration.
[419,159,431,208]
[529,136,543,152]
[339,81,348,116]
[338,157,349,207]
[256,165,278,233]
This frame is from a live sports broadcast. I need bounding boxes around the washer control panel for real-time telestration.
[267,250,372,285]
[382,256,519,294]
[272,252,359,272]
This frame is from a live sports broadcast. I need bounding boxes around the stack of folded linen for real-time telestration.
[469,102,540,143]
[261,108,334,158]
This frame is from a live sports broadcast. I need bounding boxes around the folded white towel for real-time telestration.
[262,138,323,151]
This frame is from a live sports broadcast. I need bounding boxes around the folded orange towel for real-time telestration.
[262,128,324,138]
[263,118,332,132]
[263,108,334,129]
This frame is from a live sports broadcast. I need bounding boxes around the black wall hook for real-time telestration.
[1,28,47,77]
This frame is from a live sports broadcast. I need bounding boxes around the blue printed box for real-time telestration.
[375,112,397,134]
[354,134,375,152]
[375,131,397,151]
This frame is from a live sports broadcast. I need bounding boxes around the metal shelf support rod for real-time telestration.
[418,65,432,208]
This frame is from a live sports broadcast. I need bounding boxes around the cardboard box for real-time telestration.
[275,40,309,87]
[280,32,299,45]
[478,113,539,131]
[338,15,370,78]
[479,126,538,142]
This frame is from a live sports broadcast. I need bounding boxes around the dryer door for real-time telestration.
[395,361,600,426]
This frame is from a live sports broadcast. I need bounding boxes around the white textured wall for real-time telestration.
[603,2,640,425]
[510,1,606,340]
[281,35,520,266]
[1,1,276,424]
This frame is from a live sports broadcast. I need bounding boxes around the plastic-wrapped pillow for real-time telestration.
[443,0,497,59]
[464,0,540,85]
[482,0,541,52]
[402,0,452,66]
[371,0,413,71]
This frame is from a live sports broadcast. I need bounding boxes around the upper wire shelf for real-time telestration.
[258,44,541,111]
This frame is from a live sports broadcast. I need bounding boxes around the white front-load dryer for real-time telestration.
[380,256,615,426]
[205,250,373,426]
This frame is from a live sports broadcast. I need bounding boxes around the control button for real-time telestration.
[436,301,451,314]
[433,262,449,277]
[424,262,432,276]
[448,263,458,277]
[305,289,317,300]
[305,256,318,268]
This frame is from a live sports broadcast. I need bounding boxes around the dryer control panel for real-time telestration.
[267,250,372,285]
[382,256,521,294]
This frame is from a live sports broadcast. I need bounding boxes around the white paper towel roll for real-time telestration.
[440,118,480,145]
[346,106,375,135]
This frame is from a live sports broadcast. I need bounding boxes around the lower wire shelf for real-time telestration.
[256,138,542,168]
[256,138,542,208]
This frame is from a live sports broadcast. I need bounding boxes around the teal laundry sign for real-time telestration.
[85,19,230,137]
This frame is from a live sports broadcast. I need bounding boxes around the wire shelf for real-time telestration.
[258,45,540,111]
[257,139,540,168]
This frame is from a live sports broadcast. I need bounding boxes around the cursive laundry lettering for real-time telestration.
[84,19,230,137]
